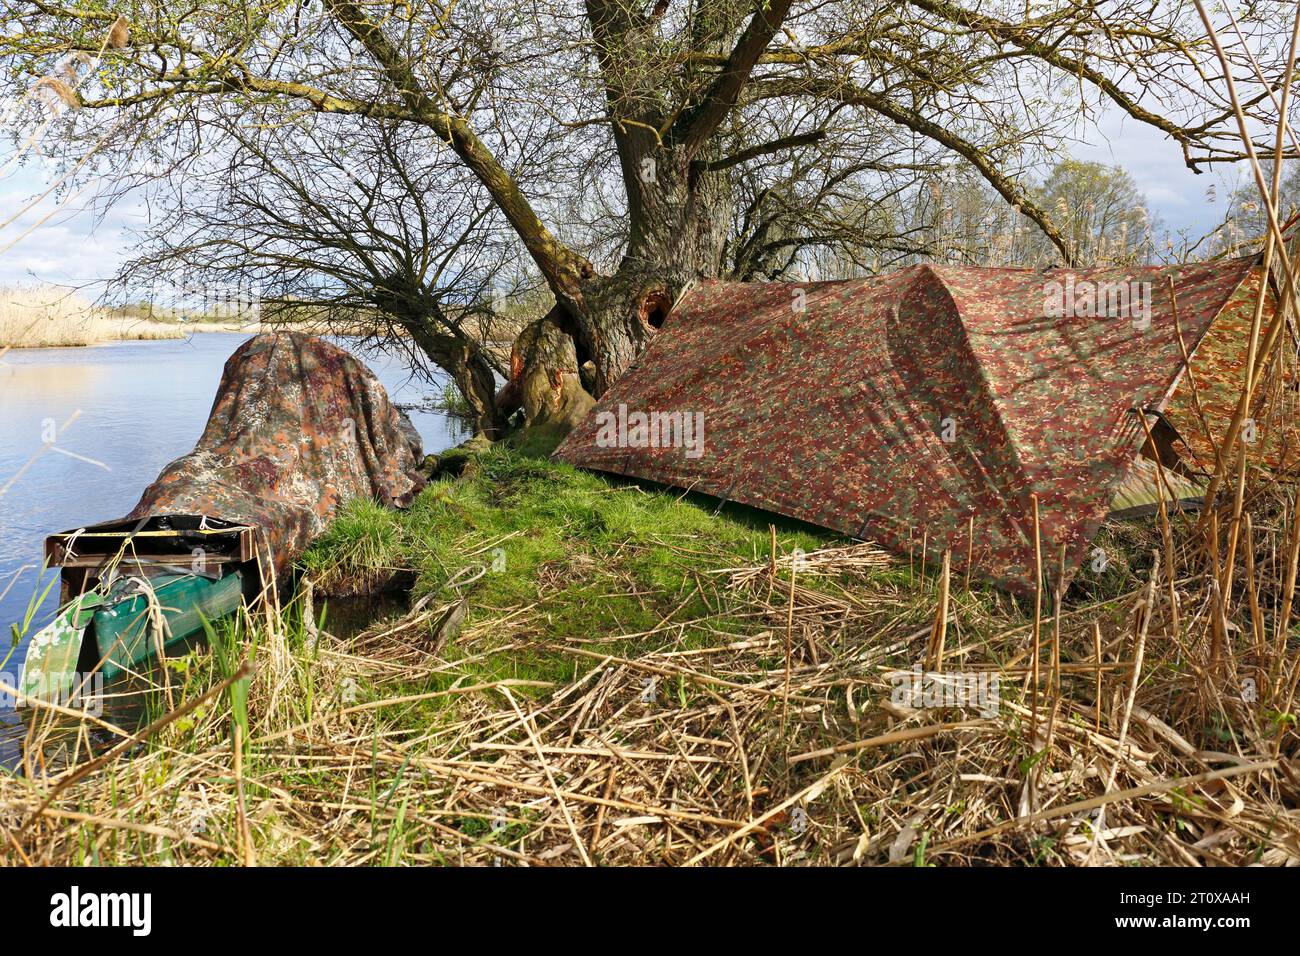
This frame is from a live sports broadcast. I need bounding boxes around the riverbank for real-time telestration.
[0,286,263,349]
[5,435,1293,866]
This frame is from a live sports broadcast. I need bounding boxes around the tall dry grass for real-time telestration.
[0,285,259,349]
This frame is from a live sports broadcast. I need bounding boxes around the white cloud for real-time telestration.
[0,161,146,293]
[1070,104,1251,239]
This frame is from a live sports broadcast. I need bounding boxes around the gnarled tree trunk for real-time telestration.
[507,145,732,429]
[404,321,506,439]
[495,0,792,431]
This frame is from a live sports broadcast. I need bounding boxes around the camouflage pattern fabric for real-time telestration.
[1163,268,1299,474]
[123,333,425,583]
[556,259,1261,593]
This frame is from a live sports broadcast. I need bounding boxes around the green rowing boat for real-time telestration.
[20,570,244,704]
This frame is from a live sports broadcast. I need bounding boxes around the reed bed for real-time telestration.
[0,285,259,348]
[3,496,1298,866]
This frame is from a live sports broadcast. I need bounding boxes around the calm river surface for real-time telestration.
[0,333,462,670]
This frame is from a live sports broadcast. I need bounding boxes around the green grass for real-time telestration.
[429,381,474,420]
[300,498,406,595]
[302,434,839,714]
[297,431,1183,751]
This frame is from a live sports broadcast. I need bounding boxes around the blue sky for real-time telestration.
[0,165,141,293]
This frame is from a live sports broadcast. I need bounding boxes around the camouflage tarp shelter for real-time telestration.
[25,333,425,700]
[556,257,1292,594]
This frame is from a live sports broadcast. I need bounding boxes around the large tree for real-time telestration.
[2,0,1293,427]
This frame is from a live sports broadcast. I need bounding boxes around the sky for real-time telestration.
[0,103,1261,294]
[0,167,144,293]
[1072,107,1247,241]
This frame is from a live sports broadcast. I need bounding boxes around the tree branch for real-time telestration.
[900,0,1225,166]
[704,129,826,171]
[323,0,589,296]
[785,79,1074,263]
[669,0,796,158]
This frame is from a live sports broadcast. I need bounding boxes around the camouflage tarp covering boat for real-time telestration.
[117,332,425,583]
[25,333,425,699]
[556,257,1290,594]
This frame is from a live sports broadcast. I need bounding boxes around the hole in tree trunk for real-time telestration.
[573,334,593,369]
[574,335,596,393]
[639,290,672,331]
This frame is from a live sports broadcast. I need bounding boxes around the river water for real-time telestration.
[0,333,462,671]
